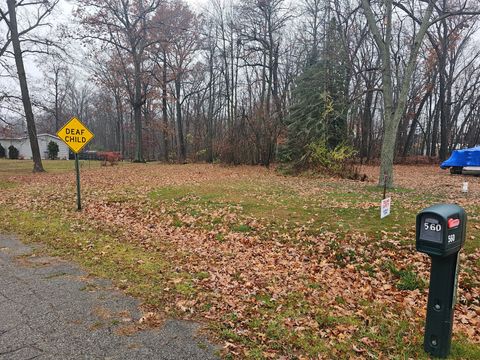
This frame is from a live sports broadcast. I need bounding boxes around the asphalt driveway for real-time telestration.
[0,235,219,360]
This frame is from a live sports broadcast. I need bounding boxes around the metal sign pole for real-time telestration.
[75,153,81,211]
[383,173,388,199]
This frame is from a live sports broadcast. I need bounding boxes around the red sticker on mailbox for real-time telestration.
[448,218,460,229]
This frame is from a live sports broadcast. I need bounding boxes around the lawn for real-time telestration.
[0,159,479,359]
[0,158,102,176]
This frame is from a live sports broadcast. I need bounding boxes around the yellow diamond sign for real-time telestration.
[57,117,94,153]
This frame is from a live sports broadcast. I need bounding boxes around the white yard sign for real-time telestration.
[381,197,391,219]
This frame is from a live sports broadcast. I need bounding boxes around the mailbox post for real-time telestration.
[416,204,467,358]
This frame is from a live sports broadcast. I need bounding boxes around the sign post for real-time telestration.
[75,153,81,210]
[380,173,391,219]
[56,117,94,211]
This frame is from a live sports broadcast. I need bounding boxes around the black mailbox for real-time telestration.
[416,204,467,358]
[416,204,466,257]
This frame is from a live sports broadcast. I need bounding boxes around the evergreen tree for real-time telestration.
[0,143,5,158]
[47,141,59,160]
[8,145,19,159]
[283,17,348,165]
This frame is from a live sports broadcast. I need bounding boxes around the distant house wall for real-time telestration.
[18,139,33,158]
[0,134,69,160]
[0,138,28,159]
[38,135,69,160]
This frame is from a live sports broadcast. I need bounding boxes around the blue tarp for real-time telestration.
[440,146,480,169]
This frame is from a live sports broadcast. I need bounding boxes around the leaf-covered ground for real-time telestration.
[0,160,479,359]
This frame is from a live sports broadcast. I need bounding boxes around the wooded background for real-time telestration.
[1,0,480,182]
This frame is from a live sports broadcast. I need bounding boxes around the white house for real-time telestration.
[0,134,69,160]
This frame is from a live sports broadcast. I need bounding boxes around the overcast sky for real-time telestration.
[2,0,480,125]
[20,0,209,82]
[60,0,208,15]
[0,0,216,126]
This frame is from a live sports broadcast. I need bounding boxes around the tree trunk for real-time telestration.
[206,49,215,163]
[114,92,125,156]
[54,67,60,132]
[430,100,440,157]
[360,83,374,159]
[438,15,449,161]
[133,53,144,162]
[175,76,186,163]
[161,54,169,162]
[362,0,434,187]
[7,0,44,172]
[402,85,433,157]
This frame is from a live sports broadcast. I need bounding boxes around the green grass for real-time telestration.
[232,224,252,233]
[451,336,480,359]
[148,180,420,241]
[0,180,17,189]
[0,159,102,178]
[385,261,427,291]
[0,208,182,309]
[0,163,478,359]
[127,177,480,357]
[148,179,480,257]
[341,299,425,358]
[464,206,480,252]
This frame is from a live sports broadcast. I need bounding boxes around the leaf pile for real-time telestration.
[0,163,479,358]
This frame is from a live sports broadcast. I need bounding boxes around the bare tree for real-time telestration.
[1,0,59,172]
[362,0,480,186]
[152,0,199,163]
[77,0,163,163]
[361,0,435,186]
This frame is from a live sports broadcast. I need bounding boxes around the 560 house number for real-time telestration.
[424,222,442,232]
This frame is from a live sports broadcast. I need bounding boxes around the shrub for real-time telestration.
[293,140,365,180]
[8,145,19,159]
[0,143,5,158]
[97,151,122,166]
[306,141,356,172]
[47,141,59,160]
